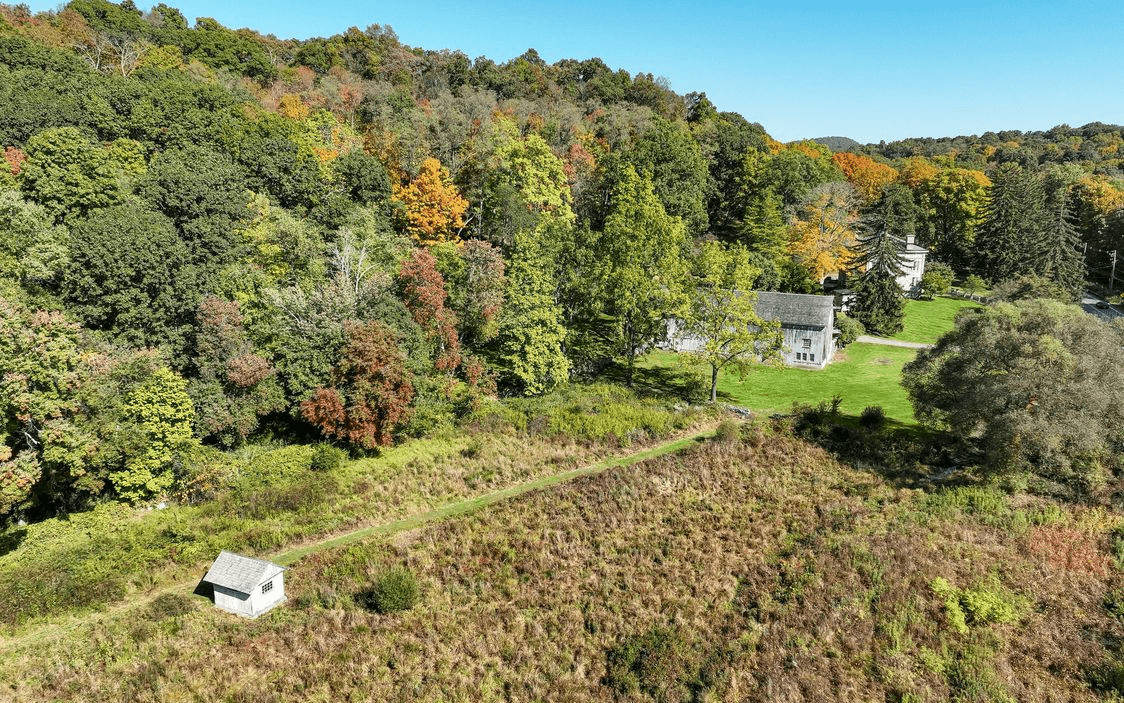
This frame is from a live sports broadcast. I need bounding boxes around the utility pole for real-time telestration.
[1106,249,1115,296]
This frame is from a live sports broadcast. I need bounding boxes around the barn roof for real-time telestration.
[203,550,284,595]
[754,291,834,329]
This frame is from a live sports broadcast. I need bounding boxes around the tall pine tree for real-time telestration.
[1038,184,1085,299]
[975,163,1047,283]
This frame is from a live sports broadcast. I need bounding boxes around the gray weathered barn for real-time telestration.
[753,291,836,368]
[202,550,286,617]
[667,291,836,369]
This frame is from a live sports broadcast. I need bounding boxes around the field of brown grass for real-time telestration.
[5,422,1124,702]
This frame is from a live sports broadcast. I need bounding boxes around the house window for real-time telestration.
[261,580,274,594]
[802,338,812,349]
[810,354,815,362]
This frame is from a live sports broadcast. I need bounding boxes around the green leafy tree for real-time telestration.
[903,299,1124,491]
[599,166,689,385]
[63,201,199,358]
[139,144,251,268]
[920,261,954,297]
[0,190,69,301]
[625,117,710,236]
[0,297,94,516]
[19,127,124,221]
[682,241,782,402]
[109,366,196,502]
[493,229,570,395]
[915,168,990,271]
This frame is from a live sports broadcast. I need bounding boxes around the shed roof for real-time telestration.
[203,550,284,595]
[754,291,834,329]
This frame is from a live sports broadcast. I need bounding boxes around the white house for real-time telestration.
[202,550,286,617]
[892,234,928,298]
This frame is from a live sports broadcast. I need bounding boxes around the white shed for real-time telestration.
[202,550,286,618]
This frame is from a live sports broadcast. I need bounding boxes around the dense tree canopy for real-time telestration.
[904,300,1124,492]
[0,0,1120,520]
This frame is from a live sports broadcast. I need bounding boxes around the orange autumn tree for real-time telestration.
[787,182,860,282]
[832,152,898,205]
[392,157,469,246]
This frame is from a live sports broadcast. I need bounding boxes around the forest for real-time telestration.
[1,0,1124,525]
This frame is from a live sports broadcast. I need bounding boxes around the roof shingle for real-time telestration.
[754,291,834,328]
[203,550,284,594]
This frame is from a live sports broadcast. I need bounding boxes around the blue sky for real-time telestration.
[24,1,1124,143]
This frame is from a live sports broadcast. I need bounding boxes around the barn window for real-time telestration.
[261,580,274,594]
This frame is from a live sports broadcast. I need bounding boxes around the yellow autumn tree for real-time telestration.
[898,157,940,190]
[787,182,859,282]
[392,157,469,246]
[831,152,898,204]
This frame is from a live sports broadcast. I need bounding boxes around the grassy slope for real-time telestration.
[0,385,713,629]
[6,427,1122,702]
[891,296,982,344]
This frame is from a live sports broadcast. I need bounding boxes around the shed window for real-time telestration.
[261,579,274,594]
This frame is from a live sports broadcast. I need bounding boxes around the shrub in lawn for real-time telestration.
[361,567,419,614]
[859,405,886,432]
[946,637,1015,703]
[931,576,1026,635]
[835,312,864,347]
[682,375,710,404]
[310,444,347,472]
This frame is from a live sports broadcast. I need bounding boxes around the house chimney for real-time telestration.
[905,234,915,246]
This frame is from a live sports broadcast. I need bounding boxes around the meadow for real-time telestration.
[4,423,1122,702]
[0,385,714,630]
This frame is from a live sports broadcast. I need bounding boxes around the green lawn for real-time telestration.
[645,343,919,424]
[890,296,981,344]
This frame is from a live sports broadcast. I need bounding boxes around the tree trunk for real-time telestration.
[710,365,719,403]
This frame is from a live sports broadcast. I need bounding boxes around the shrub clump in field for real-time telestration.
[310,444,347,472]
[859,405,886,431]
[714,420,741,443]
[361,567,419,614]
[931,576,1026,635]
[603,625,702,700]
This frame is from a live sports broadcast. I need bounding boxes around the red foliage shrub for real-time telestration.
[1026,526,1112,576]
[301,321,414,448]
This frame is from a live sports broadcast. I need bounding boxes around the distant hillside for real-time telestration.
[811,135,861,152]
[850,123,1124,177]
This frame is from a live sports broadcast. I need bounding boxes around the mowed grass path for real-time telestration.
[891,296,982,344]
[646,343,918,423]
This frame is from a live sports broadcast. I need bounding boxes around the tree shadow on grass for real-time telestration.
[596,359,703,401]
[0,527,26,558]
[785,405,966,491]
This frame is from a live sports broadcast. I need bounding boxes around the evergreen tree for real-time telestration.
[1038,184,1085,299]
[738,188,787,289]
[854,184,916,278]
[975,163,1047,283]
[850,273,904,336]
